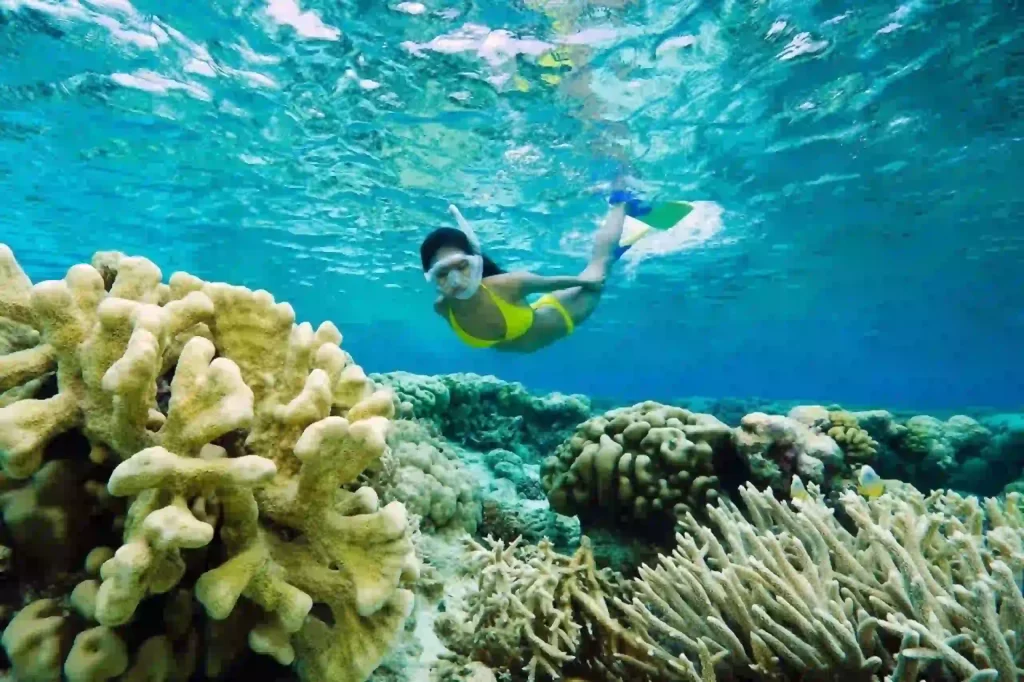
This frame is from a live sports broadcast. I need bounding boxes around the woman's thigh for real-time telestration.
[550,288,601,325]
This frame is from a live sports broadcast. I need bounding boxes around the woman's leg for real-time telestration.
[551,203,627,324]
[580,203,627,281]
[499,204,628,353]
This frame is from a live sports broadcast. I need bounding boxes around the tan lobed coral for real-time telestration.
[614,480,1024,682]
[0,245,418,682]
[540,402,733,529]
[826,410,878,468]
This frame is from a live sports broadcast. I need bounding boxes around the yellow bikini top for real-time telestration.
[447,284,533,348]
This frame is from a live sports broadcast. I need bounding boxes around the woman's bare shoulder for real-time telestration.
[483,271,530,297]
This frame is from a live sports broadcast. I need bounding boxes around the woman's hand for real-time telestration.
[576,272,605,291]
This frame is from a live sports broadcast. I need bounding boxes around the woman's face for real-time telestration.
[426,246,482,299]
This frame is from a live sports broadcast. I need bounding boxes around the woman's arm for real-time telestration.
[493,272,600,298]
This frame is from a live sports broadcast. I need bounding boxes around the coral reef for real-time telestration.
[481,449,546,502]
[824,410,879,466]
[669,396,811,430]
[0,246,418,682]
[384,420,481,535]
[847,409,1024,496]
[373,372,591,462]
[539,402,736,536]
[477,497,576,550]
[735,406,884,497]
[991,414,1024,495]
[890,414,991,486]
[615,481,1024,682]
[433,535,639,682]
[442,477,1024,682]
[430,660,498,682]
[5,243,1024,682]
[733,411,844,496]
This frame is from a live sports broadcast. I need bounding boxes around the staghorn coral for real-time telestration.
[434,535,642,682]
[0,246,418,682]
[540,402,734,534]
[613,480,1024,682]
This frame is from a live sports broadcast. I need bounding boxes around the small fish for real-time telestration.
[790,476,810,503]
[857,465,885,500]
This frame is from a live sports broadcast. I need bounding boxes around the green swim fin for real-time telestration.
[640,201,695,231]
[616,200,695,257]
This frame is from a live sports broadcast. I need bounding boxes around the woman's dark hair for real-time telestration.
[420,227,504,277]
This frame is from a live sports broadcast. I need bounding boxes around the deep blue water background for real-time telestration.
[1,0,1021,411]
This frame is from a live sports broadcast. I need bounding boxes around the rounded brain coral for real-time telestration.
[540,402,733,531]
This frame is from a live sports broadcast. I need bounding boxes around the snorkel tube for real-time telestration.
[448,204,481,251]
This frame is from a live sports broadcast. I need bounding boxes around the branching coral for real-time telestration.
[0,246,419,682]
[435,536,643,682]
[540,402,734,533]
[614,480,1024,682]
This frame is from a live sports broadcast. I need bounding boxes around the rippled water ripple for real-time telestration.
[0,0,1021,406]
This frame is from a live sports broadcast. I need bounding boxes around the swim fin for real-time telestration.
[614,200,695,259]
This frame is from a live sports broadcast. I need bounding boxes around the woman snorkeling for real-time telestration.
[420,190,650,352]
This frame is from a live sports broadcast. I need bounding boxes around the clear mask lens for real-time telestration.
[425,253,482,299]
[425,254,468,285]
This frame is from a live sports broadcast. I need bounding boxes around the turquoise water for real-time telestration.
[1,0,1021,410]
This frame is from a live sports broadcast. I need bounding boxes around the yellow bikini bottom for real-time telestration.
[447,285,575,349]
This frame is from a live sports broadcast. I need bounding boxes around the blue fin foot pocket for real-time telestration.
[608,189,653,218]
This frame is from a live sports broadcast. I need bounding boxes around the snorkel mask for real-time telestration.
[425,252,484,299]
[424,204,485,299]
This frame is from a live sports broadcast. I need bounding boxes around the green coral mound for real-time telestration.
[373,371,591,461]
